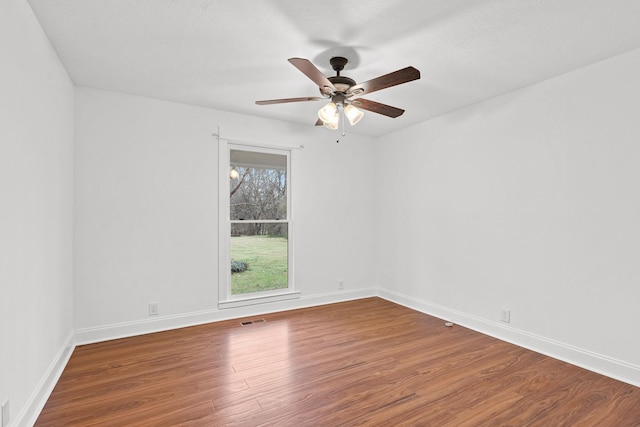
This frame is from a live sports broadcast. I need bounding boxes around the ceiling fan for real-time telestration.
[255,57,420,130]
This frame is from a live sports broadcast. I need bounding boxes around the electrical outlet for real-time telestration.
[500,308,511,323]
[1,398,9,427]
[149,302,159,316]
[338,280,344,290]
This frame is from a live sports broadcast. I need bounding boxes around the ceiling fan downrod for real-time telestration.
[327,57,356,94]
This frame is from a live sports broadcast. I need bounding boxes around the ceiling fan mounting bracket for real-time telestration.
[330,56,349,74]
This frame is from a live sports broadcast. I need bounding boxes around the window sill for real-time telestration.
[218,291,301,309]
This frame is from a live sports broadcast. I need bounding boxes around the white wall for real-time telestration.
[73,87,377,336]
[375,48,640,384]
[0,0,75,425]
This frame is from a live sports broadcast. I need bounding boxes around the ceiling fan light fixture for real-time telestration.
[318,102,337,123]
[323,120,339,130]
[344,104,364,126]
[323,108,340,128]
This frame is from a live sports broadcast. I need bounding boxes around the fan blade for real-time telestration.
[315,118,323,126]
[348,66,420,96]
[256,97,323,105]
[288,58,336,95]
[350,98,405,118]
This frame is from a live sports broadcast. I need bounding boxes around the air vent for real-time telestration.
[240,319,266,326]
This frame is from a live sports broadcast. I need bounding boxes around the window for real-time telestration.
[219,142,298,308]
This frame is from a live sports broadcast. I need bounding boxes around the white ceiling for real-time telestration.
[26,0,640,137]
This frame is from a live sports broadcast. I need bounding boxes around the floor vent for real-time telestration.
[240,319,266,326]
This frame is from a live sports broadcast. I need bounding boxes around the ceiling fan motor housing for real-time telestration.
[328,75,356,93]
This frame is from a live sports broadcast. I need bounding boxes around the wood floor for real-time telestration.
[36,298,640,426]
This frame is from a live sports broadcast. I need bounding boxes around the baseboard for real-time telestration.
[376,287,640,388]
[16,331,75,427]
[75,287,376,345]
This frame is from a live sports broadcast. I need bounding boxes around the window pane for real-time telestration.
[230,150,287,221]
[230,222,288,295]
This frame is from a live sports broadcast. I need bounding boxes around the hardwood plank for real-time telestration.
[35,298,640,426]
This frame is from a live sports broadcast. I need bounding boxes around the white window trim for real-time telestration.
[218,140,299,309]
